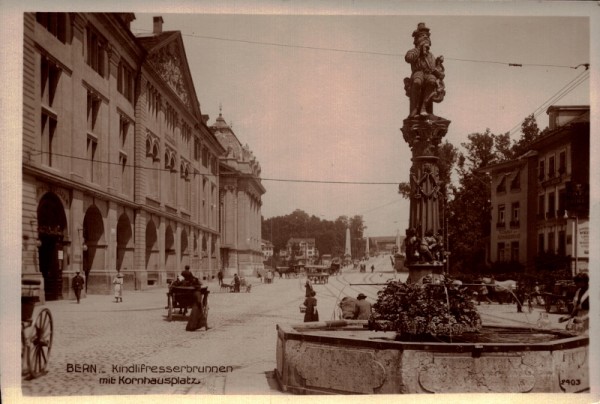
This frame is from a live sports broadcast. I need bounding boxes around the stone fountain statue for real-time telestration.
[401,23,451,283]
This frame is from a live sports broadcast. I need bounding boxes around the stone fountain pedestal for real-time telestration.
[407,262,445,284]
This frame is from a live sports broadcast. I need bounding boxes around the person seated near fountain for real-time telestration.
[354,293,372,320]
[339,296,358,320]
[559,272,589,333]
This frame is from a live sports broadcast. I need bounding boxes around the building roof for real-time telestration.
[287,238,316,244]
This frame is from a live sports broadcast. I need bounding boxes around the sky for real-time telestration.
[129,11,590,237]
[0,1,596,242]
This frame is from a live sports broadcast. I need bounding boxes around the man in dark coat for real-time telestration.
[72,271,85,303]
[181,265,194,284]
[186,283,210,331]
[233,274,241,293]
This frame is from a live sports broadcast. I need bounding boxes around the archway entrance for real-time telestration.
[181,229,189,268]
[82,205,105,292]
[165,225,175,279]
[37,192,68,300]
[145,220,158,270]
[116,213,132,271]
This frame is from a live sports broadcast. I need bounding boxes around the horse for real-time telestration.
[481,277,518,304]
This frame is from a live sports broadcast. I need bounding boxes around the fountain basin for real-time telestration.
[275,320,588,394]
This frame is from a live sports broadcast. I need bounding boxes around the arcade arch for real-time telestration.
[36,192,67,300]
[82,205,105,290]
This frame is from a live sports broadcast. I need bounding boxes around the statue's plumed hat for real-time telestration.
[412,22,430,37]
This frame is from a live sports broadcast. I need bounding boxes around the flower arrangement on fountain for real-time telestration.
[369,275,482,339]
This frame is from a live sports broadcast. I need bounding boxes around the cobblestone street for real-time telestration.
[21,256,568,397]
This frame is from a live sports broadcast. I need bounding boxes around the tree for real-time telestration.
[511,114,541,157]
[261,210,364,259]
[447,130,502,273]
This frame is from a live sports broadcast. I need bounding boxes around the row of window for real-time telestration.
[499,231,569,261]
[37,13,136,106]
[537,190,566,219]
[496,202,519,227]
[538,230,567,256]
[496,172,520,193]
[538,151,567,181]
[497,241,519,262]
[41,52,133,191]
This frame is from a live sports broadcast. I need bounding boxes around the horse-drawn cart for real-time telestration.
[22,279,53,379]
[306,265,329,284]
[543,280,576,314]
[166,285,209,322]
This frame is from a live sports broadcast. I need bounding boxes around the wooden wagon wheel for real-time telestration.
[167,294,173,322]
[202,290,209,325]
[26,308,53,379]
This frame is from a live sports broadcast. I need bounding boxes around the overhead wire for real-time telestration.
[133,28,584,70]
[505,68,589,137]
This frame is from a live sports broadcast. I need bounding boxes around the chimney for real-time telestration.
[153,16,164,35]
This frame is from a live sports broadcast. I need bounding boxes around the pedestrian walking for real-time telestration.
[217,270,224,286]
[371,265,374,273]
[303,290,318,322]
[233,273,241,293]
[186,281,210,332]
[71,271,84,303]
[266,269,273,284]
[113,270,124,303]
[354,293,372,320]
[304,279,313,297]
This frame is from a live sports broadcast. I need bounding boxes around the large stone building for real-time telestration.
[22,13,228,300]
[486,105,589,274]
[212,111,265,277]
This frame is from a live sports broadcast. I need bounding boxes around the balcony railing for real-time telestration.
[496,221,506,228]
[509,220,520,228]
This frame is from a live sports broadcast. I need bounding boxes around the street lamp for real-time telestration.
[563,210,578,276]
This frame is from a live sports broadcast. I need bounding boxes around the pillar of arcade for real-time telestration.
[400,23,450,283]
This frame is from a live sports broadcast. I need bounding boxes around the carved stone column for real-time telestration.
[401,115,450,283]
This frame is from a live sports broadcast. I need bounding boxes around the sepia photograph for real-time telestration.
[1,1,598,403]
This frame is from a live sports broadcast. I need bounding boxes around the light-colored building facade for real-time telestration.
[261,239,274,260]
[22,13,225,300]
[531,106,589,274]
[486,105,589,274]
[285,238,317,264]
[486,155,536,269]
[213,111,265,277]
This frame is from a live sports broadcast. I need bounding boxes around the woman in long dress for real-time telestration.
[303,291,318,322]
[113,271,124,303]
[186,283,209,331]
